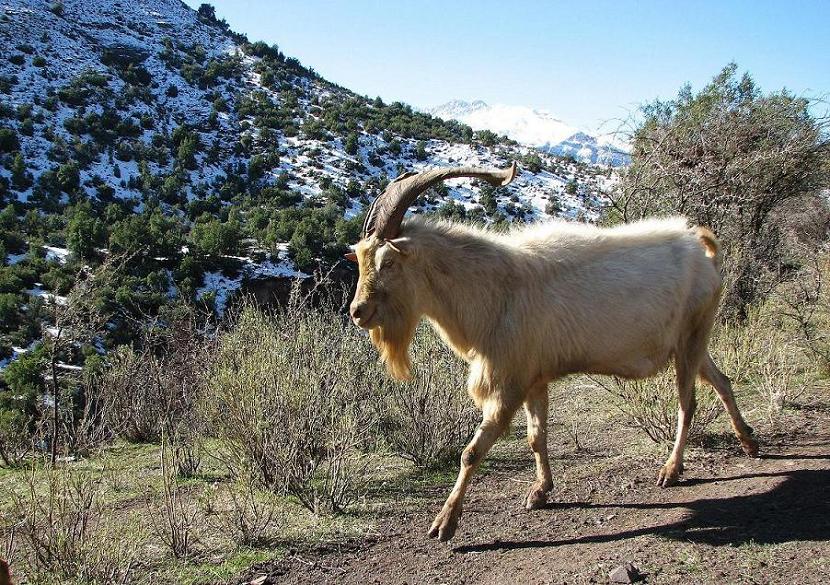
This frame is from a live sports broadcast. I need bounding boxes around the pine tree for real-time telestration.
[11,152,30,189]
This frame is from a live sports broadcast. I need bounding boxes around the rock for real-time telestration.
[608,562,643,583]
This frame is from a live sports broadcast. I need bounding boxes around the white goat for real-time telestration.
[347,163,758,541]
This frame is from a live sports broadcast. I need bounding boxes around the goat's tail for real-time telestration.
[696,226,722,270]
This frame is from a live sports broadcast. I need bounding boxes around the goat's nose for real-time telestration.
[350,302,365,320]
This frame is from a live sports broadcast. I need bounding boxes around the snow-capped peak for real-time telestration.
[427,100,629,167]
[428,100,577,147]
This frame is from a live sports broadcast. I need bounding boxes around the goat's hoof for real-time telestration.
[656,462,682,488]
[741,438,760,458]
[427,505,461,542]
[524,483,551,510]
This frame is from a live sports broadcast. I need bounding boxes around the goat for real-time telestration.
[346,163,758,542]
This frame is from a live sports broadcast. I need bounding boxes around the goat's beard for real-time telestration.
[369,303,418,381]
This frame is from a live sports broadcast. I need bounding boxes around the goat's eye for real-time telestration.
[380,258,395,270]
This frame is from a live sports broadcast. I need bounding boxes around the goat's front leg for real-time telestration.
[524,387,553,509]
[427,403,511,541]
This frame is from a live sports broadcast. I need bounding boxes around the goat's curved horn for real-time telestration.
[362,161,518,240]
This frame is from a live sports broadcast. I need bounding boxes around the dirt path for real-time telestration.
[239,401,830,585]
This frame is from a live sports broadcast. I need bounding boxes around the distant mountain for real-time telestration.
[427,100,630,167]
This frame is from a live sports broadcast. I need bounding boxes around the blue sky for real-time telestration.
[184,1,830,132]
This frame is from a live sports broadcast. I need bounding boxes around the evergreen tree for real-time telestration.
[66,203,106,260]
[11,152,30,189]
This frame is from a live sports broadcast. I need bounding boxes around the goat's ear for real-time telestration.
[385,237,413,256]
[343,251,358,263]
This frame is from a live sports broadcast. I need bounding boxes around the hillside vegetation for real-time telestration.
[0,0,611,364]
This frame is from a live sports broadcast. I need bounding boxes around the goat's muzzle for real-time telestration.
[350,300,377,329]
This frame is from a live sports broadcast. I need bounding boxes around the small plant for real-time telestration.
[173,433,202,478]
[208,472,281,548]
[595,369,722,445]
[146,441,200,559]
[756,340,804,422]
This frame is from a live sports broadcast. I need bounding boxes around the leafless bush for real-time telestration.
[755,338,805,422]
[97,308,211,446]
[596,310,805,442]
[206,288,377,514]
[10,463,139,583]
[2,519,18,583]
[207,473,281,548]
[375,324,479,468]
[776,254,830,374]
[145,442,200,559]
[596,369,722,444]
[173,435,202,479]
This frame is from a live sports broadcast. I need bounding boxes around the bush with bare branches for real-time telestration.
[9,463,140,583]
[145,442,200,560]
[597,310,807,442]
[375,324,479,468]
[206,289,376,514]
[206,473,281,548]
[97,306,211,450]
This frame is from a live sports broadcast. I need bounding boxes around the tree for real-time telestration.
[57,161,80,193]
[190,217,242,258]
[66,203,106,260]
[564,180,578,195]
[344,132,359,156]
[523,152,543,173]
[197,3,216,22]
[479,184,498,215]
[415,140,427,161]
[11,152,31,189]
[1,348,43,466]
[475,129,498,147]
[0,127,19,153]
[610,64,830,319]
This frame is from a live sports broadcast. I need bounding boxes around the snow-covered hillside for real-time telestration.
[427,100,629,167]
[0,0,616,334]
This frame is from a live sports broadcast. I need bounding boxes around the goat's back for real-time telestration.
[493,217,721,379]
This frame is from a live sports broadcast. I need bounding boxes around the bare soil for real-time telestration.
[237,395,830,585]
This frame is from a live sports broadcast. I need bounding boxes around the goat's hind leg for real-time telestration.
[523,385,553,510]
[428,400,514,541]
[699,353,758,457]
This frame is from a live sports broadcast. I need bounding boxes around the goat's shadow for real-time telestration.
[454,466,830,553]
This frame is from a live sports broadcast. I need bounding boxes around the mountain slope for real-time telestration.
[0,0,614,365]
[427,100,630,167]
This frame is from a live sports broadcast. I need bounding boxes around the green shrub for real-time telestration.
[190,217,242,258]
[0,127,19,153]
